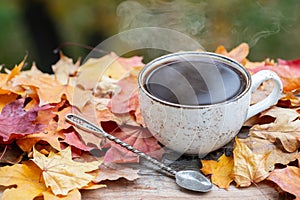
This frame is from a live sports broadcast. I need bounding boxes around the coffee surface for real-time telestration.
[144,59,246,105]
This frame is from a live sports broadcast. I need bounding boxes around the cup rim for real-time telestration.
[138,51,252,108]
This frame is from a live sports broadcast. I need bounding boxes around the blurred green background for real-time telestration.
[0,0,299,73]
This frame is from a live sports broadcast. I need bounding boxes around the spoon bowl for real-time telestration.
[65,114,213,193]
[175,170,212,192]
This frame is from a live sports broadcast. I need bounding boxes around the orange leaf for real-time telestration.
[233,138,271,187]
[32,146,102,195]
[201,153,234,189]
[12,65,75,106]
[16,120,65,152]
[268,166,300,199]
[215,43,249,65]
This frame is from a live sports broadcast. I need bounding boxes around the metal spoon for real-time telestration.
[65,113,213,192]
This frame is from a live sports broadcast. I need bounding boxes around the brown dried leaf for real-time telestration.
[250,106,300,152]
[233,138,271,187]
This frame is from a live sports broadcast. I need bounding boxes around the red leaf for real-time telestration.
[247,58,300,92]
[268,165,300,199]
[0,99,45,142]
[103,125,164,163]
[108,74,139,114]
[63,130,93,152]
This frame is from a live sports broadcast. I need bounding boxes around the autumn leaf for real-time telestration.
[16,119,65,152]
[63,130,93,152]
[215,43,249,65]
[0,98,46,142]
[250,106,300,152]
[241,137,297,171]
[0,160,81,200]
[52,52,80,85]
[108,73,139,114]
[233,138,271,187]
[55,106,73,131]
[103,125,164,163]
[268,164,300,199]
[0,93,19,112]
[201,153,234,189]
[277,92,300,108]
[93,163,139,182]
[12,65,75,106]
[32,146,102,195]
[246,57,300,92]
[76,52,143,90]
[0,58,25,96]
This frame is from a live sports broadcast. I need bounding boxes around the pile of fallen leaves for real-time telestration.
[202,43,300,199]
[0,43,299,199]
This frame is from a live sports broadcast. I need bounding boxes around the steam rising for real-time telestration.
[117,0,206,37]
[116,0,206,52]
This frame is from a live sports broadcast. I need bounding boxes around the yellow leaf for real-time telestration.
[0,161,46,200]
[32,146,102,195]
[201,154,234,189]
[0,160,79,200]
[233,138,271,187]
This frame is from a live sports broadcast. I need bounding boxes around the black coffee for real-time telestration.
[144,58,247,105]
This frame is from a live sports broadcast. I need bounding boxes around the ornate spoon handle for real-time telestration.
[65,114,177,176]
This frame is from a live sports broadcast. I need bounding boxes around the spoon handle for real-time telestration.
[65,114,177,176]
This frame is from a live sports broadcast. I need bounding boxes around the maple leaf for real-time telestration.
[103,125,164,163]
[12,65,75,106]
[63,130,93,152]
[241,137,297,171]
[250,106,300,152]
[55,106,73,131]
[76,52,143,90]
[0,58,25,96]
[0,93,19,112]
[246,57,300,92]
[32,146,102,195]
[0,98,45,142]
[215,43,249,65]
[93,163,139,182]
[233,138,271,187]
[201,154,234,189]
[0,160,81,200]
[108,72,139,114]
[267,164,300,199]
[16,119,65,152]
[52,52,80,85]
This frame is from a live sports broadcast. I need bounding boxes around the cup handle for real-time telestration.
[246,70,283,120]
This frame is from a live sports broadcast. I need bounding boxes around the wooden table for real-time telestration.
[82,151,280,200]
[81,167,278,200]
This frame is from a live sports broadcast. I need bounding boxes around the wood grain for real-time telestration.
[81,167,279,200]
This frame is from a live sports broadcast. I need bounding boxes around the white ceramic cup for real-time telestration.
[138,51,283,156]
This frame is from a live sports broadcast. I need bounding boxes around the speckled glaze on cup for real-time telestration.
[138,52,282,156]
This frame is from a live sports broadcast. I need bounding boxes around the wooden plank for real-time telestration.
[81,167,278,200]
